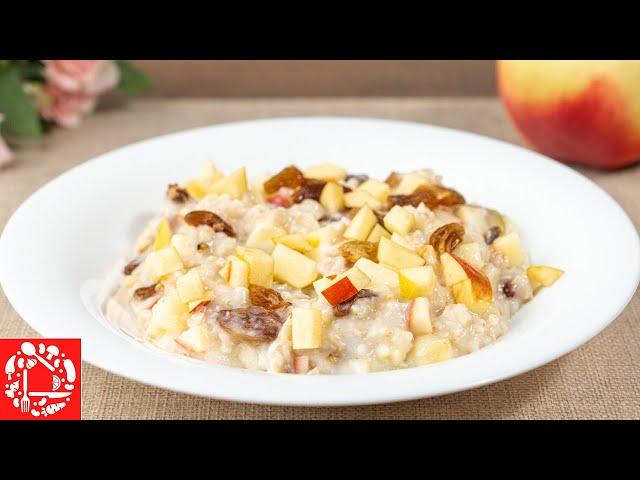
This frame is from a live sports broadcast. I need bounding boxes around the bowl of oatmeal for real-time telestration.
[1,118,637,404]
[104,161,563,375]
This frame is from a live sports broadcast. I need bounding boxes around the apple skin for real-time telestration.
[497,60,640,169]
[321,277,358,306]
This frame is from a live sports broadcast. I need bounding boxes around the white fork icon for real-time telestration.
[20,369,29,413]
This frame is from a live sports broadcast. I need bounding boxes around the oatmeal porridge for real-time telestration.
[104,161,563,374]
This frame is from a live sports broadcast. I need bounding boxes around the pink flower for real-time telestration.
[39,84,97,129]
[0,114,14,168]
[43,60,119,95]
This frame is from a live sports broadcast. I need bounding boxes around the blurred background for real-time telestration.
[130,61,497,97]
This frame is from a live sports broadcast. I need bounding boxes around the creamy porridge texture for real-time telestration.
[105,161,563,374]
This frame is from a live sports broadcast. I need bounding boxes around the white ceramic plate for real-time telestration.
[1,118,638,406]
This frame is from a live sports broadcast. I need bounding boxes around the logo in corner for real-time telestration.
[1,338,80,420]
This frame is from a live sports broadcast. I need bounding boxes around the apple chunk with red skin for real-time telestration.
[321,267,370,307]
[451,254,493,303]
[497,60,640,169]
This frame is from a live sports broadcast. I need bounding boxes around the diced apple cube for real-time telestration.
[492,232,526,266]
[274,234,312,252]
[405,297,432,334]
[219,255,249,288]
[246,225,287,253]
[391,232,414,250]
[344,191,382,209]
[353,258,400,295]
[407,335,453,366]
[305,225,339,248]
[273,243,318,288]
[236,246,274,288]
[176,324,210,353]
[344,206,378,241]
[171,233,196,260]
[383,205,415,235]
[207,167,248,199]
[303,163,347,182]
[176,269,205,303]
[399,266,436,299]
[451,278,491,314]
[197,160,224,189]
[377,237,425,270]
[356,179,390,202]
[313,277,334,299]
[321,267,371,306]
[146,246,184,281]
[527,265,564,291]
[148,293,188,337]
[291,308,324,350]
[153,218,172,251]
[184,180,206,200]
[454,242,484,269]
[319,182,345,212]
[417,244,438,264]
[366,224,391,243]
[395,173,430,195]
[440,252,468,286]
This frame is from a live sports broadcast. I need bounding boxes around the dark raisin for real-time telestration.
[249,285,289,310]
[389,185,465,209]
[184,210,235,237]
[123,259,141,276]
[216,306,285,342]
[133,284,159,301]
[166,183,191,203]
[333,289,377,317]
[197,242,210,253]
[501,280,516,298]
[484,226,502,245]
[263,166,305,194]
[291,178,326,204]
[346,174,369,185]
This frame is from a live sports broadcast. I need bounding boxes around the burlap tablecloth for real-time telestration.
[1,98,638,419]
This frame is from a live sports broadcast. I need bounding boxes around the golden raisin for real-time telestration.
[385,172,402,188]
[263,166,305,194]
[249,285,289,310]
[133,284,159,301]
[339,240,378,264]
[216,307,284,343]
[184,210,235,237]
[389,185,465,209]
[429,223,465,254]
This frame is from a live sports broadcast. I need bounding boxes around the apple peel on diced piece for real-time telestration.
[406,297,433,335]
[321,267,371,307]
[440,252,493,314]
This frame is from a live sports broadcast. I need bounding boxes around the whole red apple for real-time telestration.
[497,60,640,169]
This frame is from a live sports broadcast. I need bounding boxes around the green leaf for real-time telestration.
[116,61,151,94]
[0,67,42,139]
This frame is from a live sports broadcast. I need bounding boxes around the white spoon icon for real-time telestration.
[21,342,55,372]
